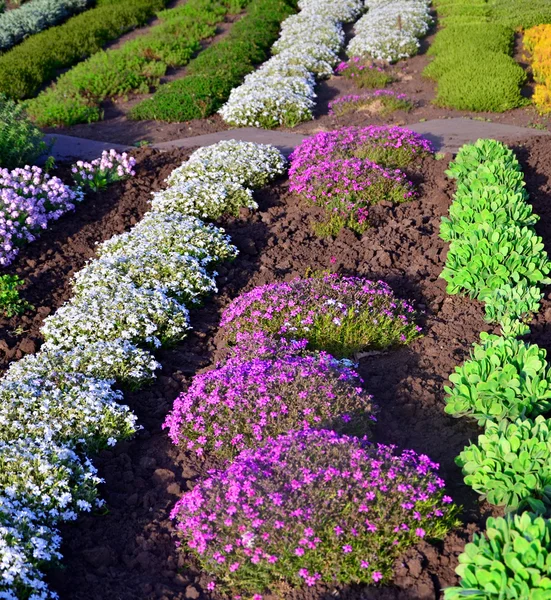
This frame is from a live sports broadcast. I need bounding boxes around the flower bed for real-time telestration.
[288,126,431,234]
[524,24,551,114]
[218,0,365,128]
[172,429,458,598]
[0,139,286,599]
[346,0,432,63]
[220,273,421,357]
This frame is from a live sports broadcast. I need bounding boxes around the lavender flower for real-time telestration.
[71,149,136,192]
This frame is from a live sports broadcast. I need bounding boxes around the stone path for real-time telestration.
[44,118,549,162]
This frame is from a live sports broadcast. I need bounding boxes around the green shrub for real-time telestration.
[0,274,32,317]
[0,95,46,169]
[457,416,551,510]
[130,0,296,122]
[446,139,520,178]
[25,0,232,126]
[445,333,551,426]
[0,0,168,100]
[445,513,551,599]
[426,0,550,111]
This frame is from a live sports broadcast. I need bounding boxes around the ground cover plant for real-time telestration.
[328,90,413,117]
[220,273,421,358]
[441,139,551,596]
[425,0,551,111]
[334,56,394,88]
[25,0,247,127]
[445,513,551,599]
[0,139,286,599]
[524,24,551,114]
[347,0,432,63]
[218,0,363,128]
[0,0,89,52]
[288,126,431,234]
[130,0,297,122]
[0,0,168,100]
[171,429,458,598]
[164,332,376,457]
[0,273,31,316]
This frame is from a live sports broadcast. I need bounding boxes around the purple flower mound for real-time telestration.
[171,429,458,598]
[289,125,433,171]
[164,334,376,457]
[0,165,82,266]
[220,273,422,358]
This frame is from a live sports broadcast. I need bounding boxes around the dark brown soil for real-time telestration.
[0,146,195,370]
[38,134,551,600]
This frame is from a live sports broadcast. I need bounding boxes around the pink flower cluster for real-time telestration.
[335,56,386,75]
[0,165,82,266]
[171,429,457,597]
[220,273,422,358]
[71,149,136,192]
[288,127,431,232]
[164,332,376,457]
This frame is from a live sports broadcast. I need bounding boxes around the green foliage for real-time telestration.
[445,513,551,599]
[0,0,168,100]
[0,94,46,169]
[25,0,233,127]
[130,0,296,122]
[440,140,550,334]
[426,0,550,111]
[0,275,32,317]
[445,333,551,426]
[457,416,551,510]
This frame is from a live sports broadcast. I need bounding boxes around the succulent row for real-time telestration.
[0,140,286,599]
[219,0,365,128]
[288,125,432,235]
[441,140,551,598]
[347,0,432,63]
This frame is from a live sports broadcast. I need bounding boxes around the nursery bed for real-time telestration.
[35,134,551,600]
[0,146,195,371]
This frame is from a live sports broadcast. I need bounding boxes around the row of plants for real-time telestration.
[438,139,551,597]
[524,24,551,115]
[162,134,459,597]
[0,139,286,599]
[217,0,364,128]
[0,0,90,52]
[347,0,432,63]
[25,0,249,127]
[128,0,297,122]
[425,0,551,112]
[0,0,169,100]
[287,125,432,236]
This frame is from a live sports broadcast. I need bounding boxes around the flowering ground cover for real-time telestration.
[524,24,551,115]
[328,90,413,117]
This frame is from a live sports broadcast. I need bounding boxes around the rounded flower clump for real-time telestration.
[220,273,421,358]
[164,334,376,457]
[290,156,414,235]
[171,429,458,598]
[289,125,433,171]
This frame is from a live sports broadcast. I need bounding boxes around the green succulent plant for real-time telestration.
[445,513,551,599]
[456,416,551,510]
[446,139,520,180]
[482,282,543,336]
[445,333,551,426]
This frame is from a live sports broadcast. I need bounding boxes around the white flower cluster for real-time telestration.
[0,140,285,599]
[219,0,365,128]
[347,0,432,63]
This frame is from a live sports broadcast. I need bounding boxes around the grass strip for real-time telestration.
[0,0,168,100]
[129,0,297,122]
[25,0,247,126]
[425,0,551,111]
